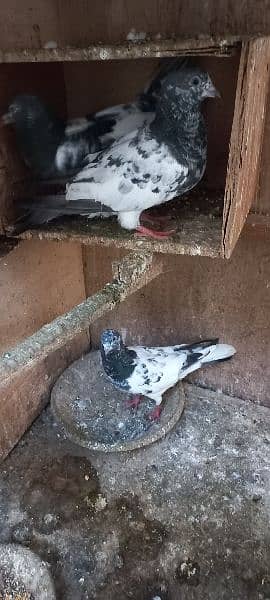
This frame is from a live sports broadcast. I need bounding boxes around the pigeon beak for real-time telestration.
[1,111,13,126]
[202,78,221,99]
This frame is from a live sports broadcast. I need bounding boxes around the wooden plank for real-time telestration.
[0,1,270,51]
[7,188,223,258]
[0,333,89,462]
[15,214,222,258]
[223,37,270,258]
[253,84,270,215]
[0,37,238,63]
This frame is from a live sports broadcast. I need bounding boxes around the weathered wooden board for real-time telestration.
[223,37,270,258]
[0,39,238,63]
[253,84,270,215]
[16,213,223,258]
[0,333,89,462]
[0,1,269,51]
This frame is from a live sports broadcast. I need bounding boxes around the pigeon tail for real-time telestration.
[200,343,236,365]
[8,195,115,233]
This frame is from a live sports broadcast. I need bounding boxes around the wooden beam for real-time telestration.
[0,37,238,63]
[223,37,270,258]
[0,251,162,461]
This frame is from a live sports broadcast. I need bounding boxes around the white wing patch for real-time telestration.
[66,126,189,218]
[126,346,187,404]
[65,118,94,137]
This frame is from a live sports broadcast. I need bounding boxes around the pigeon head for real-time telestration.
[2,95,49,128]
[100,329,123,354]
[160,66,220,106]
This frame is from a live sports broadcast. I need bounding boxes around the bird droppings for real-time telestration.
[176,558,201,586]
[0,385,270,599]
[51,351,185,451]
[126,29,147,42]
[43,40,58,49]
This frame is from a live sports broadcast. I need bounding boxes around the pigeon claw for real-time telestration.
[148,406,162,421]
[135,225,176,239]
[125,395,143,410]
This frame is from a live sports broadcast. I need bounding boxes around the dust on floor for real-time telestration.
[0,384,269,600]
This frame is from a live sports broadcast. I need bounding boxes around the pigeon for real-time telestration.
[1,94,103,179]
[100,329,236,420]
[1,59,185,182]
[65,65,219,239]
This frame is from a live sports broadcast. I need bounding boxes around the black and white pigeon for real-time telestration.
[100,329,236,420]
[65,65,219,239]
[1,59,185,182]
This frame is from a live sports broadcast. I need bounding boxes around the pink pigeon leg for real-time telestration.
[125,395,143,409]
[135,225,176,239]
[148,405,162,421]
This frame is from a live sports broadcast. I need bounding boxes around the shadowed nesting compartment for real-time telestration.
[0,37,269,259]
[0,42,242,258]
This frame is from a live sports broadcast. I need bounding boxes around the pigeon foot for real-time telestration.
[148,406,162,420]
[135,225,176,239]
[125,395,143,409]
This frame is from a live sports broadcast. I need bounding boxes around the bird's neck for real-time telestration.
[101,345,136,384]
[150,97,205,159]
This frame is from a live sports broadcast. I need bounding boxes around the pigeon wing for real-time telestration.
[66,126,189,214]
[126,347,186,403]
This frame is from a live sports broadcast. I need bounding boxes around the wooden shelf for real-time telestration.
[0,37,239,63]
[14,190,223,258]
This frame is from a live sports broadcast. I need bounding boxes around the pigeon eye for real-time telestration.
[192,77,200,86]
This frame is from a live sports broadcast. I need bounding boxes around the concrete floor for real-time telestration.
[0,384,270,599]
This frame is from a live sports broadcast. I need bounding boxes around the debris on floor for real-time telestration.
[0,384,269,599]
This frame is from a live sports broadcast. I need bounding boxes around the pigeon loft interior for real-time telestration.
[0,4,270,597]
[0,36,269,259]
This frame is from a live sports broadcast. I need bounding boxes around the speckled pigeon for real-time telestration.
[66,65,219,238]
[100,329,236,420]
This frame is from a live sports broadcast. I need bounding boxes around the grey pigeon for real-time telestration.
[1,95,101,179]
[65,65,219,238]
[100,329,236,420]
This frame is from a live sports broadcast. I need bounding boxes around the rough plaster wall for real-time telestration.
[0,240,86,353]
[86,234,270,406]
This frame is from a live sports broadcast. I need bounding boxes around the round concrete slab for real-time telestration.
[51,350,185,452]
[0,544,56,599]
